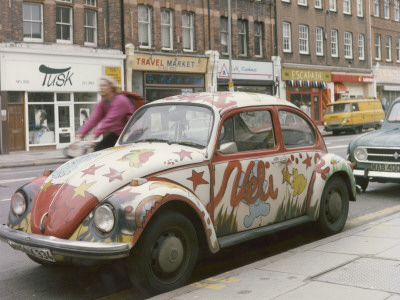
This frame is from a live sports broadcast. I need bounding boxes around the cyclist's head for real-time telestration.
[99,76,121,97]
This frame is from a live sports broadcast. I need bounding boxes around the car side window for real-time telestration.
[219,110,276,152]
[352,103,359,111]
[279,110,316,148]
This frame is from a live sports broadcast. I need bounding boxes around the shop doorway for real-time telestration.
[56,104,73,148]
[8,104,25,151]
[289,93,322,125]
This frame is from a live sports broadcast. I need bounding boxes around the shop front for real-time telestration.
[0,47,124,153]
[217,59,274,94]
[282,68,331,125]
[331,73,374,101]
[374,66,400,113]
[127,52,209,102]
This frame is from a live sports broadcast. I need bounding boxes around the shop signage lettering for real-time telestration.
[166,60,195,68]
[282,68,331,81]
[39,65,74,87]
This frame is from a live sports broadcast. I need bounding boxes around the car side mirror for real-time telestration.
[216,142,238,155]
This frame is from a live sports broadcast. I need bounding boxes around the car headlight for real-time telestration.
[354,147,368,161]
[11,192,27,216]
[342,118,349,124]
[324,121,327,126]
[94,204,115,234]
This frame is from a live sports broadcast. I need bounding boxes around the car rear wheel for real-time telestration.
[355,176,369,192]
[128,211,198,296]
[317,176,349,235]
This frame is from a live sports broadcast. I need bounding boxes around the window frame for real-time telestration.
[299,24,309,55]
[254,22,263,57]
[384,0,390,19]
[386,36,392,62]
[138,5,152,49]
[331,29,338,58]
[23,2,43,42]
[343,0,351,14]
[357,0,363,17]
[161,9,173,50]
[358,34,365,60]
[375,34,382,61]
[56,6,73,44]
[283,22,292,53]
[314,0,322,9]
[84,9,97,46]
[396,38,400,62]
[238,19,248,56]
[316,27,324,56]
[84,0,96,7]
[182,11,194,52]
[373,0,380,17]
[220,17,229,54]
[329,0,337,12]
[395,0,400,21]
[298,0,307,6]
[344,31,353,59]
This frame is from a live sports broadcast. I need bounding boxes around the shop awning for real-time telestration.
[286,80,327,88]
[334,83,349,94]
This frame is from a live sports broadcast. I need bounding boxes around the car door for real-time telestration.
[277,108,319,220]
[209,108,288,237]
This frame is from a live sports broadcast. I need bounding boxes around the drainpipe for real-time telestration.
[273,0,278,56]
[120,0,126,54]
[208,0,211,50]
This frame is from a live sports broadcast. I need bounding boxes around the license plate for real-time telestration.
[371,163,400,172]
[8,240,55,262]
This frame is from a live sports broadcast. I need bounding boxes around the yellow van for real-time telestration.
[323,98,385,134]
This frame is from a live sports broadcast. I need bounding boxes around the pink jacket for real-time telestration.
[78,94,135,137]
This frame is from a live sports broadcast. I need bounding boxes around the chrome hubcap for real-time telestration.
[328,191,342,220]
[157,235,184,273]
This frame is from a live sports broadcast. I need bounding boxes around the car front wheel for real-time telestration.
[317,176,349,235]
[128,211,198,296]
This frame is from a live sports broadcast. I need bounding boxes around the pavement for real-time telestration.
[5,127,400,299]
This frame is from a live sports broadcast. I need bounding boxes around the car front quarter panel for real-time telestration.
[307,153,356,220]
[75,180,219,253]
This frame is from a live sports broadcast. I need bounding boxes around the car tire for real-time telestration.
[354,127,362,134]
[128,211,198,296]
[317,176,349,236]
[355,176,369,192]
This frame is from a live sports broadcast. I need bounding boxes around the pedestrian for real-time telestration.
[75,76,135,151]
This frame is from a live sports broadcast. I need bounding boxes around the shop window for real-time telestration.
[74,92,97,132]
[23,3,43,42]
[74,92,97,102]
[28,92,54,102]
[8,92,24,103]
[28,104,55,145]
[57,93,71,101]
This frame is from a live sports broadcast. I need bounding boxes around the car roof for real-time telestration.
[329,98,378,104]
[151,92,295,113]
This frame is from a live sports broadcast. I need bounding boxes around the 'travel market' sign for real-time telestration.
[133,53,208,73]
[282,68,332,82]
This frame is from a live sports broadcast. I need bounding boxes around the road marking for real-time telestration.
[327,145,348,149]
[325,138,354,142]
[190,275,241,290]
[0,177,34,184]
[345,204,400,229]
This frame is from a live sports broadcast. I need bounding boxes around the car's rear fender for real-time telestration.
[75,180,220,254]
[306,153,356,220]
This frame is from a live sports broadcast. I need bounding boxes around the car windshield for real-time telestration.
[387,102,400,122]
[325,103,351,114]
[120,104,213,148]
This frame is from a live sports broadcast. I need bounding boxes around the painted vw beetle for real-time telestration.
[0,92,356,294]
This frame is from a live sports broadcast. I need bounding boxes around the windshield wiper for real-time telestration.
[135,138,171,144]
[171,141,205,149]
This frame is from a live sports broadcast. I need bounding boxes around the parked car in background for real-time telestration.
[323,98,384,135]
[348,97,400,191]
[0,92,356,295]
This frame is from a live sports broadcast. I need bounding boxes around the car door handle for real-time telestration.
[272,157,287,165]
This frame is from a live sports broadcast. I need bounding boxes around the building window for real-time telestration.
[221,17,228,54]
[84,10,97,46]
[58,0,72,2]
[344,32,353,59]
[316,27,323,56]
[138,6,151,48]
[56,6,72,43]
[343,0,351,14]
[161,9,173,50]
[373,0,380,17]
[315,0,322,9]
[23,3,43,41]
[375,34,381,60]
[299,25,309,54]
[331,29,338,57]
[283,22,292,53]
[396,38,400,62]
[357,0,363,17]
[298,0,307,6]
[395,0,400,21]
[329,0,337,11]
[386,36,392,61]
[182,12,194,52]
[84,0,96,6]
[254,22,263,57]
[358,34,365,60]
[238,20,247,56]
[384,0,390,19]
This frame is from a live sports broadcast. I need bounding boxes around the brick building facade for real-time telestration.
[0,0,125,153]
